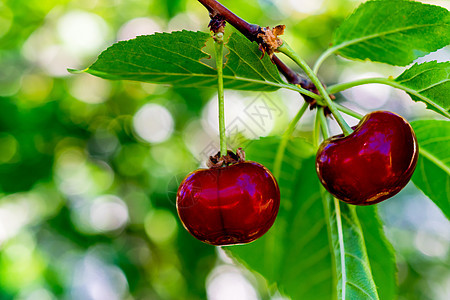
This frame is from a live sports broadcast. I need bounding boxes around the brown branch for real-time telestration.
[197,0,318,101]
[198,0,260,41]
[272,55,310,86]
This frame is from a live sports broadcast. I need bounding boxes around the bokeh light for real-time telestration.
[118,17,162,41]
[288,0,325,15]
[69,73,111,104]
[70,254,129,300]
[339,71,392,109]
[144,209,178,244]
[207,265,259,300]
[57,10,110,56]
[0,3,13,38]
[0,133,18,164]
[133,103,175,144]
[89,195,129,232]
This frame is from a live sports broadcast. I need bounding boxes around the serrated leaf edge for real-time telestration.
[333,23,448,65]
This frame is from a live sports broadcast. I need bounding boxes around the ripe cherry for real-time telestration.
[316,111,418,205]
[176,158,280,246]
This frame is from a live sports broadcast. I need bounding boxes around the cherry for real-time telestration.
[316,111,418,205]
[176,161,280,246]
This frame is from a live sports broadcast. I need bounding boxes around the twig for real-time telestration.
[198,0,260,41]
[197,0,319,103]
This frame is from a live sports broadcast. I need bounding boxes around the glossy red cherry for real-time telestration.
[176,161,280,246]
[316,111,418,205]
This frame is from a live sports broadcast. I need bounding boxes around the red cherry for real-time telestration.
[316,111,418,205]
[176,161,280,246]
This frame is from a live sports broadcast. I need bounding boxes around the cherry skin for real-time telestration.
[176,161,280,246]
[316,111,418,205]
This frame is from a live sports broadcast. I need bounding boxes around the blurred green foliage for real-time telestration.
[0,0,448,299]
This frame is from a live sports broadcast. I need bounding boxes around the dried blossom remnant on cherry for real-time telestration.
[206,147,245,168]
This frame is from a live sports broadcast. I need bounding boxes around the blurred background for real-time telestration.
[0,0,449,299]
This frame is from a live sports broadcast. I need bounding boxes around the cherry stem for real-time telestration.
[314,106,330,148]
[318,107,330,139]
[328,77,450,117]
[313,107,322,149]
[214,32,227,156]
[314,107,330,148]
[334,103,363,120]
[273,101,309,179]
[313,47,337,75]
[327,77,392,94]
[277,42,353,136]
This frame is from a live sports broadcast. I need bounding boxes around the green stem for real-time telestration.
[320,193,338,300]
[333,196,347,300]
[327,77,393,94]
[318,107,329,139]
[278,42,353,136]
[291,86,322,101]
[328,77,450,119]
[214,32,227,156]
[314,108,322,149]
[273,101,309,178]
[316,107,341,300]
[335,103,363,120]
[312,47,336,75]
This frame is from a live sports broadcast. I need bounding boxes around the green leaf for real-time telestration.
[411,120,450,219]
[395,61,450,119]
[74,30,288,91]
[225,137,335,299]
[332,0,450,66]
[356,206,397,300]
[323,192,379,300]
[223,32,284,90]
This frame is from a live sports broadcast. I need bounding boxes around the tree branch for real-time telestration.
[197,0,318,102]
[198,0,260,41]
